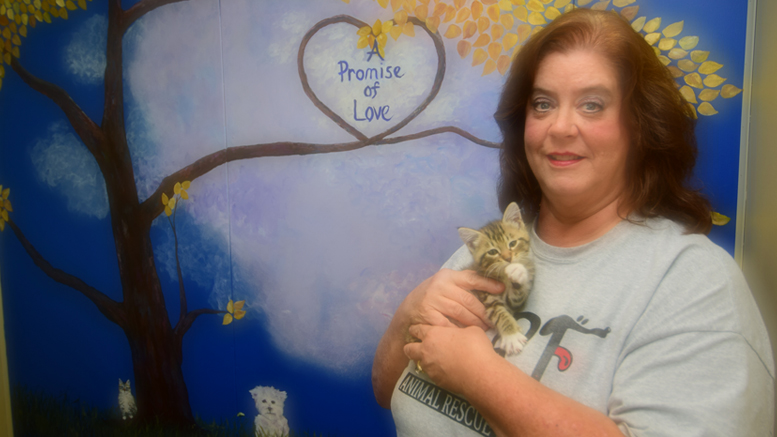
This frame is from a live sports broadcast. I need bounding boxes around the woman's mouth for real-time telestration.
[547,153,583,165]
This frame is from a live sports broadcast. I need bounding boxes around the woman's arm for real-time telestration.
[404,324,624,437]
[371,269,505,408]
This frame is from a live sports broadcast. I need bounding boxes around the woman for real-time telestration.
[372,8,774,436]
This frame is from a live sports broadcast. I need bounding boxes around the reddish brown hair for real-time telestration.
[495,8,712,234]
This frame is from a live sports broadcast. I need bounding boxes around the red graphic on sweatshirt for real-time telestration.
[554,346,572,371]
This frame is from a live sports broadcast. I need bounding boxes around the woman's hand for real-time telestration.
[404,324,498,394]
[372,268,504,408]
[401,268,504,332]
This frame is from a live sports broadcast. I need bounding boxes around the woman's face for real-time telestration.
[524,49,630,212]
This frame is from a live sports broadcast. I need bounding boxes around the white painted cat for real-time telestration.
[250,386,289,437]
[118,379,137,420]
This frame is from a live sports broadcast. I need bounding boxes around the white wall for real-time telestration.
[741,0,777,429]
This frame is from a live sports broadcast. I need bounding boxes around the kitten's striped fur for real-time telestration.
[458,202,534,355]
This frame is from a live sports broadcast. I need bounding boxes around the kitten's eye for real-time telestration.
[509,240,517,248]
[262,400,267,403]
[271,401,276,404]
[487,249,499,256]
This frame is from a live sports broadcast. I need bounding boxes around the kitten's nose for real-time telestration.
[501,251,512,262]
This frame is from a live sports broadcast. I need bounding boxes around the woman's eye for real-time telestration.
[488,249,499,256]
[532,100,552,112]
[582,101,603,112]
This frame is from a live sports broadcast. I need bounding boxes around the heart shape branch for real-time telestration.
[297,15,446,145]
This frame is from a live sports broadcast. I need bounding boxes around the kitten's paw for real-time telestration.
[505,263,529,286]
[495,331,528,356]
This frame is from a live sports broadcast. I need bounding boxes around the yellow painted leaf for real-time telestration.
[517,23,532,43]
[488,41,501,58]
[377,32,388,47]
[497,53,511,75]
[237,412,245,417]
[721,84,742,98]
[3,53,10,65]
[591,1,610,11]
[182,180,191,190]
[613,0,634,6]
[526,0,544,12]
[444,4,457,22]
[394,10,408,26]
[0,220,4,231]
[482,58,497,76]
[545,6,560,20]
[679,85,697,104]
[180,190,189,200]
[161,192,169,205]
[697,102,718,116]
[472,47,488,65]
[528,11,546,25]
[677,59,696,72]
[378,44,385,58]
[415,4,428,21]
[389,25,403,40]
[532,25,544,36]
[455,0,466,9]
[19,24,26,37]
[486,3,500,21]
[390,0,403,10]
[471,0,483,19]
[463,20,477,38]
[473,32,490,47]
[222,313,233,325]
[372,19,382,36]
[432,2,447,16]
[657,55,670,66]
[491,23,503,39]
[377,0,389,7]
[703,74,726,88]
[426,16,440,33]
[382,20,394,34]
[455,7,470,23]
[644,32,660,46]
[174,182,181,194]
[687,102,698,119]
[657,38,675,51]
[513,5,527,22]
[457,39,472,57]
[684,72,702,89]
[403,22,415,37]
[168,197,176,210]
[662,20,683,38]
[711,211,730,226]
[165,205,172,217]
[554,0,571,7]
[622,5,641,20]
[357,35,369,49]
[667,48,687,60]
[690,50,708,63]
[65,0,75,10]
[60,8,68,20]
[2,199,8,211]
[0,65,3,78]
[498,0,513,11]
[679,35,698,50]
[444,23,461,38]
[503,32,519,51]
[234,300,245,311]
[78,0,86,9]
[227,299,234,314]
[698,61,723,75]
[667,66,683,78]
[234,310,246,320]
[1,210,7,222]
[699,89,719,101]
[500,13,514,29]
[478,16,490,32]
[56,0,65,6]
[643,17,661,33]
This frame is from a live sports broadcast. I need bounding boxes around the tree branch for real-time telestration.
[121,0,190,33]
[10,58,105,163]
[6,219,126,328]
[139,128,501,222]
[174,308,224,340]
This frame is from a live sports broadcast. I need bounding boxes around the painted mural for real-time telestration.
[0,0,748,435]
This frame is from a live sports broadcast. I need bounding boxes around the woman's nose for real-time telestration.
[548,107,578,138]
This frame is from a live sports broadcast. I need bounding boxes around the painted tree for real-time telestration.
[0,0,738,426]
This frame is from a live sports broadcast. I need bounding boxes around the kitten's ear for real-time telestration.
[458,227,481,250]
[502,202,524,226]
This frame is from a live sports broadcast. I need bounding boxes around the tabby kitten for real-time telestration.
[458,202,534,356]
